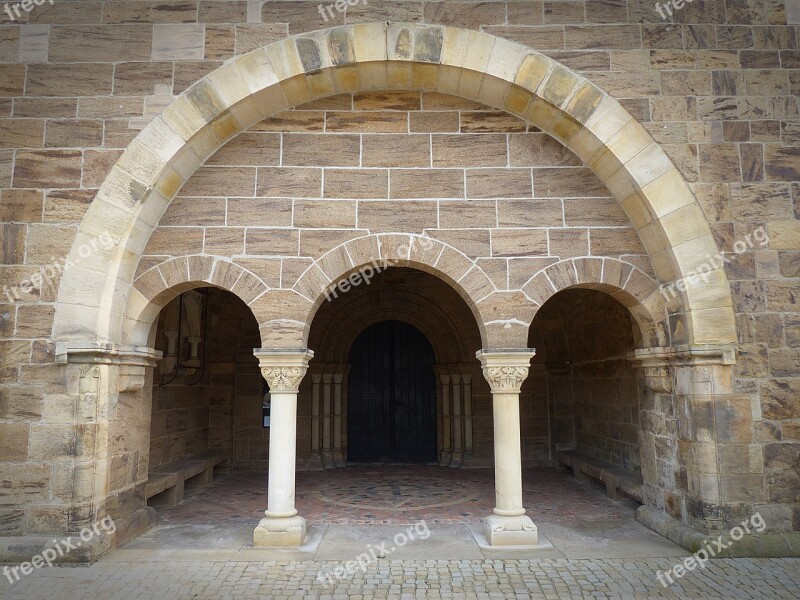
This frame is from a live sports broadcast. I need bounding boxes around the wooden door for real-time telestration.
[347,321,437,463]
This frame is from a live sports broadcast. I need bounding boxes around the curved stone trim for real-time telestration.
[292,233,494,345]
[52,22,736,348]
[125,255,269,346]
[521,257,668,346]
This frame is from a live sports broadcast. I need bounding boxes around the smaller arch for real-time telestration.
[308,272,482,365]
[124,255,270,346]
[288,233,504,348]
[520,257,669,348]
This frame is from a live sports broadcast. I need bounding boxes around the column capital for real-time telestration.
[476,349,536,393]
[254,348,314,393]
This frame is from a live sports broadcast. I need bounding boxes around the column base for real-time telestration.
[484,513,538,546]
[253,515,307,547]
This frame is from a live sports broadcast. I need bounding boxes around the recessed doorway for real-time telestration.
[347,320,437,464]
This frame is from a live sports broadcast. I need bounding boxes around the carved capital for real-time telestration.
[261,366,308,393]
[482,366,530,392]
[476,349,536,394]
[254,348,314,394]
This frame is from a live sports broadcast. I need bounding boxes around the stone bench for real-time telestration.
[556,450,643,503]
[146,449,227,507]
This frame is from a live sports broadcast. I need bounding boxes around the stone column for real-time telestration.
[52,342,162,560]
[477,349,538,546]
[629,344,738,534]
[321,372,334,468]
[450,370,463,467]
[333,369,345,467]
[463,371,474,459]
[438,370,452,466]
[253,348,313,547]
[311,373,321,459]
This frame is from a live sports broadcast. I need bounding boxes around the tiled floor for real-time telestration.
[155,466,632,527]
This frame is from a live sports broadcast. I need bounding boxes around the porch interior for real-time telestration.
[118,465,684,561]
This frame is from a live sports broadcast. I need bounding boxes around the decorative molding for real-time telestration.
[55,342,162,393]
[482,366,530,392]
[261,366,308,393]
[56,342,162,367]
[628,344,736,368]
[476,349,536,393]
[254,348,315,394]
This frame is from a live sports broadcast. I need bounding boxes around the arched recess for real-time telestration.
[308,269,482,365]
[520,257,669,348]
[52,22,736,350]
[292,233,505,348]
[125,255,270,347]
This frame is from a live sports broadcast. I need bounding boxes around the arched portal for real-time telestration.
[52,22,736,351]
[347,321,437,464]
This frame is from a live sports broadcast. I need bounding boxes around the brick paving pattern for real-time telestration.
[154,467,631,526]
[3,557,799,599]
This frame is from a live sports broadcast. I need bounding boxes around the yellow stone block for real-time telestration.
[235,48,280,94]
[477,75,511,110]
[265,38,306,81]
[387,61,414,89]
[625,142,675,190]
[502,85,533,117]
[485,37,529,83]
[539,65,579,107]
[116,139,168,188]
[353,22,388,63]
[412,62,439,90]
[687,307,737,344]
[206,62,252,111]
[606,119,653,166]
[514,53,551,94]
[640,169,695,218]
[563,80,604,124]
[620,191,655,230]
[332,64,360,92]
[161,94,210,142]
[671,234,722,275]
[660,203,711,247]
[525,97,561,131]
[584,95,632,145]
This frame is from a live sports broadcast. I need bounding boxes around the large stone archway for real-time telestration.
[51,22,736,351]
[40,22,747,555]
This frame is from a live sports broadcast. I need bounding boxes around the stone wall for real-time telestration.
[150,288,261,470]
[0,0,798,541]
[528,289,644,472]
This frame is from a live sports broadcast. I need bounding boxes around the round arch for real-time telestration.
[52,22,736,349]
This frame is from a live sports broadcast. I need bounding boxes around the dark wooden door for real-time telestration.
[347,321,437,463]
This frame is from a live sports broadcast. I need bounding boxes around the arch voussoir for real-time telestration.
[52,22,736,351]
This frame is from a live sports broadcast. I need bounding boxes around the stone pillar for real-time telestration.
[629,344,739,534]
[333,369,345,467]
[463,372,474,459]
[438,370,452,466]
[477,349,538,546]
[321,372,334,467]
[253,348,313,547]
[52,342,162,560]
[450,370,463,467]
[311,373,321,458]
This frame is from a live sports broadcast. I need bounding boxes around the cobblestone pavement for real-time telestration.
[3,557,800,599]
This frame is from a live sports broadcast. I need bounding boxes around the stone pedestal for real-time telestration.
[477,349,539,546]
[253,348,314,547]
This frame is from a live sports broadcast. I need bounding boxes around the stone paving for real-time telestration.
[3,467,798,598]
[3,557,800,599]
[152,467,632,526]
